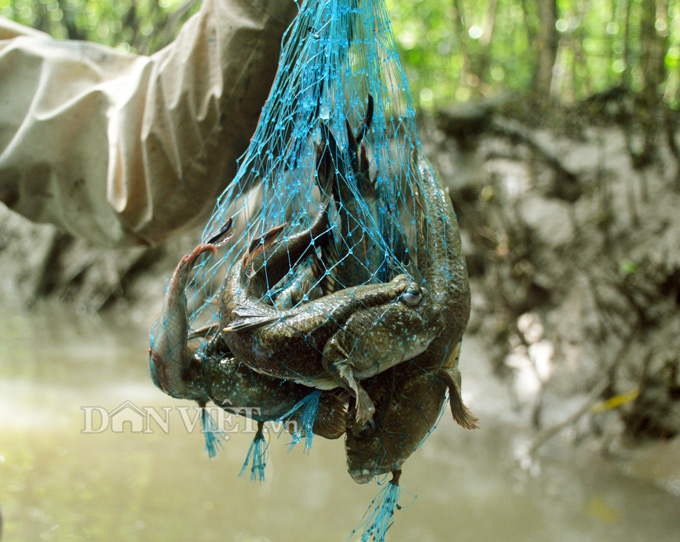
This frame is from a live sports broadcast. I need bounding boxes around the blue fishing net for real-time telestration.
[149,1,474,540]
[190,0,421,315]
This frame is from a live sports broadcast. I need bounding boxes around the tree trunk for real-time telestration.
[57,0,87,41]
[520,0,536,45]
[31,0,52,33]
[532,0,559,98]
[451,0,472,92]
[630,0,667,167]
[640,0,665,100]
[475,0,499,94]
[622,0,632,88]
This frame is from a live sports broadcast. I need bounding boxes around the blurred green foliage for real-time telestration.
[387,0,679,109]
[0,0,200,54]
[1,0,678,109]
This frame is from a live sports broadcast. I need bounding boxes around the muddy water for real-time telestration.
[1,305,679,542]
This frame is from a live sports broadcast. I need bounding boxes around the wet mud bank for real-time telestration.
[425,97,680,485]
[1,97,679,494]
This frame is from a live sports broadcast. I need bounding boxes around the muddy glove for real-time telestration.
[0,0,298,247]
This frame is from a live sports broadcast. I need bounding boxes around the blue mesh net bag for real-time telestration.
[148,0,476,539]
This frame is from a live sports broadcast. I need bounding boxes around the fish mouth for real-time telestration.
[349,468,375,484]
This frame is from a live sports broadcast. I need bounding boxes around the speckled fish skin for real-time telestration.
[345,345,475,482]
[181,341,346,439]
[271,240,336,310]
[220,209,442,424]
[148,243,217,399]
[148,239,345,438]
[345,152,476,483]
[345,365,448,483]
[412,152,471,352]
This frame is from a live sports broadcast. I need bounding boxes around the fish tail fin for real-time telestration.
[438,368,479,430]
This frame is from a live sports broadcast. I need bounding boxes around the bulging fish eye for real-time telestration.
[356,418,376,440]
[401,283,422,307]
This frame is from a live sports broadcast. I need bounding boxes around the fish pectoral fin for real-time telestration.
[188,323,221,340]
[231,305,269,319]
[224,306,284,332]
[224,317,279,332]
[323,337,375,425]
[438,367,479,430]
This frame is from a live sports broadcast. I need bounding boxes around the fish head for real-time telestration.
[344,275,445,381]
[392,273,446,329]
[345,365,447,484]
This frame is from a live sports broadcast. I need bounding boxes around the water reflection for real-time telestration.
[1,305,679,541]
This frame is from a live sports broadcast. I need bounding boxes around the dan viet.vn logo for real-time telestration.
[81,401,292,437]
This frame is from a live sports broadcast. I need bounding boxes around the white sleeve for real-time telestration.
[0,0,298,246]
